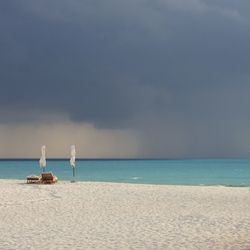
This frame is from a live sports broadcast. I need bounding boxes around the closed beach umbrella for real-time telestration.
[39,145,46,173]
[70,145,76,181]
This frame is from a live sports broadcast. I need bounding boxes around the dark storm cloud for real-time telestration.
[1,0,250,157]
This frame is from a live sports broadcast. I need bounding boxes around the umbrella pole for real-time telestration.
[72,167,76,182]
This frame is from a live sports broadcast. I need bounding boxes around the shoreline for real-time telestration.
[0,178,249,188]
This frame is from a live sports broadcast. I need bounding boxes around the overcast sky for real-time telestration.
[1,0,250,158]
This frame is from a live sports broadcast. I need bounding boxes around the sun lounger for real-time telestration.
[41,172,58,184]
[26,175,41,184]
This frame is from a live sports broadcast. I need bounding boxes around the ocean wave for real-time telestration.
[131,177,142,180]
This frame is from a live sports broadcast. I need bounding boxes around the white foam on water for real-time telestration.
[131,177,142,180]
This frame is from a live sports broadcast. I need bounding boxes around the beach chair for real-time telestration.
[26,175,41,184]
[41,172,58,184]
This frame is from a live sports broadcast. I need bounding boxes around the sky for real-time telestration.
[1,0,250,158]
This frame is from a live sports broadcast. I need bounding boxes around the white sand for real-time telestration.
[0,180,249,250]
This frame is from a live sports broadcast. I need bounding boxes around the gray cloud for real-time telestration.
[1,0,250,157]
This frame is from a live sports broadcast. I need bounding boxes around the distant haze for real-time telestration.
[1,0,250,158]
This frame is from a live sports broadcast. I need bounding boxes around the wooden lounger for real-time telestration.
[26,176,41,184]
[41,172,58,184]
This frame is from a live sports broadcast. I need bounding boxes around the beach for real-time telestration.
[0,180,249,250]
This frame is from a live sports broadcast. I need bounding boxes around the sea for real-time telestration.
[0,159,250,186]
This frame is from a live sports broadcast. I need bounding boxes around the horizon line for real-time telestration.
[0,157,249,161]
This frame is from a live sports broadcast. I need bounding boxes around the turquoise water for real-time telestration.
[0,159,249,186]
